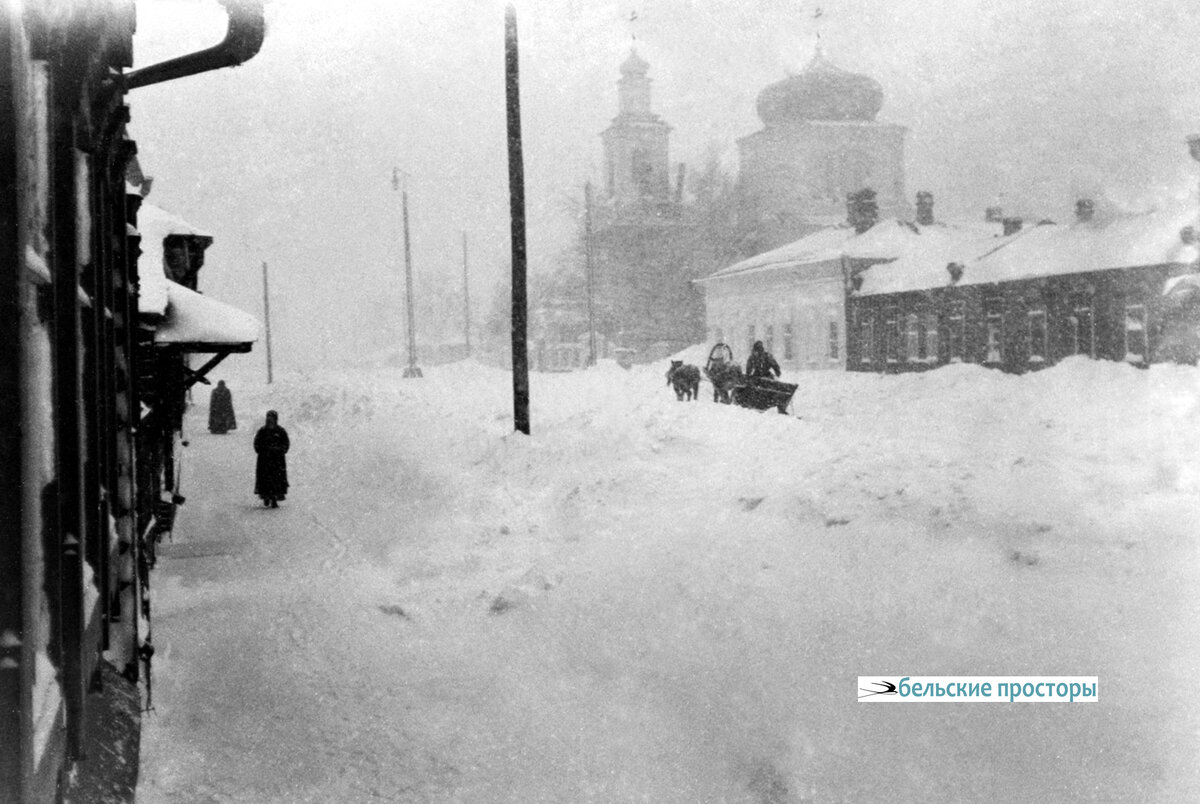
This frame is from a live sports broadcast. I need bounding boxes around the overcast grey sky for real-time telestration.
[129,0,1200,373]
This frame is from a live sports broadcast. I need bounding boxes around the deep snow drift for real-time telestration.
[136,354,1200,802]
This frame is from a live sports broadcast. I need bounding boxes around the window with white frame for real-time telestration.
[916,314,936,360]
[925,313,939,361]
[984,295,1003,364]
[1027,308,1047,363]
[905,313,920,361]
[945,302,965,362]
[1069,292,1095,357]
[764,324,774,355]
[860,317,874,363]
[828,320,839,360]
[783,322,794,360]
[1125,303,1147,364]
[884,306,900,363]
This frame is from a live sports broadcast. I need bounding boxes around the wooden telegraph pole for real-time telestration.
[462,231,471,358]
[505,4,529,434]
[262,261,273,383]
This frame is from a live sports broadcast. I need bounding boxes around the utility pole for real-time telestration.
[394,168,422,378]
[505,4,529,434]
[584,181,597,367]
[262,261,273,384]
[462,231,471,358]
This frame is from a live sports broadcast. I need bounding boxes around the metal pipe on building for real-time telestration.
[124,0,265,91]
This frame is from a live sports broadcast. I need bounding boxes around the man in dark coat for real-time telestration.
[254,410,290,508]
[745,340,781,379]
[208,380,237,434]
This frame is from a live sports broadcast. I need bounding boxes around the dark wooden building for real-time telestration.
[846,204,1200,373]
[1,2,263,800]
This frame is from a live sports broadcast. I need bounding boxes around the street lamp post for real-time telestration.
[584,181,597,367]
[393,168,422,378]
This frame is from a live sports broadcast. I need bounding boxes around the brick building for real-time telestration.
[847,201,1200,373]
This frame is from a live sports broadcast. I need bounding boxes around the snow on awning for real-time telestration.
[137,248,170,317]
[135,203,215,317]
[154,281,260,352]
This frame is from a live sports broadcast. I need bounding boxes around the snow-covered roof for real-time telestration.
[135,203,215,316]
[138,250,170,316]
[858,205,1200,296]
[699,226,856,281]
[702,217,1000,283]
[153,281,260,349]
[855,227,1004,296]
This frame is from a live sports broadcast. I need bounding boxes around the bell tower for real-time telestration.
[600,49,672,208]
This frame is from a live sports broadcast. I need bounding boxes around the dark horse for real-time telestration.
[666,360,701,401]
[704,343,744,403]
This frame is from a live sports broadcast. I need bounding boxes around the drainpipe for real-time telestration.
[124,0,265,90]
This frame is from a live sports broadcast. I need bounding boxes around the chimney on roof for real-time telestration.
[846,187,879,234]
[946,262,964,283]
[1075,198,1095,223]
[1002,217,1023,236]
[916,191,934,226]
[985,206,1003,223]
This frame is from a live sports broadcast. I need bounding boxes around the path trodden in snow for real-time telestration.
[136,358,1200,802]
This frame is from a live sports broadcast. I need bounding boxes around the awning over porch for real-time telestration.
[153,281,260,352]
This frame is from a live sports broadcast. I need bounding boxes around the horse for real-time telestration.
[666,360,701,401]
[705,361,744,404]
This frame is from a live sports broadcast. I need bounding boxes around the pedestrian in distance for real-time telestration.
[208,379,237,434]
[745,340,781,379]
[254,410,290,508]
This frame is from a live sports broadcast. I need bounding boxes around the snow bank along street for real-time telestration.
[136,356,1200,802]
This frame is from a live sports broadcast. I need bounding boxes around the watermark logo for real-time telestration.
[857,679,898,699]
[857,676,1098,702]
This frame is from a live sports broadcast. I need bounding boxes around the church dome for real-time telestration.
[756,51,884,125]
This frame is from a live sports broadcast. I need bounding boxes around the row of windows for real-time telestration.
[858,301,1148,365]
[749,321,839,362]
[712,318,841,363]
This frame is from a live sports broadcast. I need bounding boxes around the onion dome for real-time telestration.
[620,48,650,77]
[756,50,884,125]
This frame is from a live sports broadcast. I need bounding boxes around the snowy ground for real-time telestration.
[136,353,1200,803]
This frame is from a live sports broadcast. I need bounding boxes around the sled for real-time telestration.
[704,342,796,413]
[732,375,797,414]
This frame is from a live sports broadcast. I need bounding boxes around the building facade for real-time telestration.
[0,3,262,800]
[847,204,1200,373]
[696,228,853,370]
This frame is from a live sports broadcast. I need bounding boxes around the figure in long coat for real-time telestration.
[208,380,237,434]
[254,410,290,508]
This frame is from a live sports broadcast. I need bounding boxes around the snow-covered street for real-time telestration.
[136,355,1200,802]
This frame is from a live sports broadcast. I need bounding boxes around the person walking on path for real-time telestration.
[208,380,237,434]
[254,410,290,508]
[745,340,781,379]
